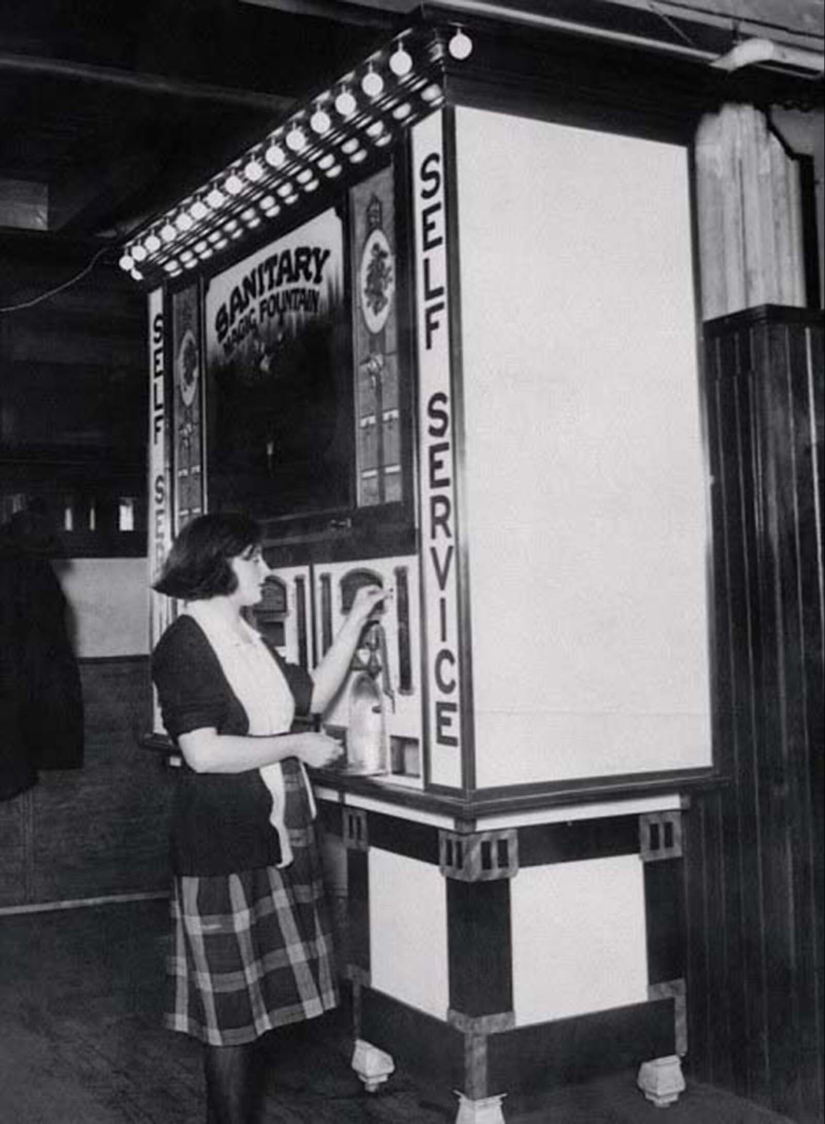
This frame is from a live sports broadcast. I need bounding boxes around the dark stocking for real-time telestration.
[204,1042,254,1124]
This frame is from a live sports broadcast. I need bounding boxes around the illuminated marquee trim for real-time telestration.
[117,25,478,287]
[412,110,462,790]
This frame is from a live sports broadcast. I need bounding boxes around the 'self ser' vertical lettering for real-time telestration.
[150,308,167,574]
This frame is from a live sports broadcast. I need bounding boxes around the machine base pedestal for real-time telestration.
[637,1054,686,1107]
[351,1037,395,1093]
[455,1091,507,1124]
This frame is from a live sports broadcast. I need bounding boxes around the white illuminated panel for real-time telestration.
[511,856,649,1024]
[369,848,449,1019]
[455,106,712,787]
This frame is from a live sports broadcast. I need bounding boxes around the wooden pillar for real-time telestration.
[695,104,807,320]
[693,307,824,1123]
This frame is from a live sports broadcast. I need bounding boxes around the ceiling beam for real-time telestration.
[0,50,295,113]
[249,0,823,51]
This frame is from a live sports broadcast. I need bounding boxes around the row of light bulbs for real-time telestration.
[119,27,473,281]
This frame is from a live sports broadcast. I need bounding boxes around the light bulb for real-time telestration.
[206,188,225,209]
[310,105,331,135]
[225,174,243,195]
[389,44,413,77]
[449,28,473,60]
[175,212,193,232]
[286,126,306,153]
[161,223,177,243]
[145,234,161,253]
[131,244,147,262]
[265,143,286,168]
[190,200,209,221]
[130,268,144,281]
[244,160,264,182]
[119,254,134,272]
[335,88,357,118]
[361,67,384,98]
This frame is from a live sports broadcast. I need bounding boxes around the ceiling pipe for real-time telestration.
[712,37,824,74]
[0,50,295,112]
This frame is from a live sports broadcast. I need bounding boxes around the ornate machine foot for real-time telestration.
[637,1055,686,1107]
[454,1091,507,1123]
[351,1038,395,1093]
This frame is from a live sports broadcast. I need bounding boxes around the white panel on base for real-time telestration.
[511,856,648,1024]
[369,848,449,1020]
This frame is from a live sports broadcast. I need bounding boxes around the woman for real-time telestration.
[151,512,385,1123]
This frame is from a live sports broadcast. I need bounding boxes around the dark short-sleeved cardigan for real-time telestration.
[151,614,314,876]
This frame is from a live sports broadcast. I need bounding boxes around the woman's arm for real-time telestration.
[309,585,388,713]
[178,728,343,774]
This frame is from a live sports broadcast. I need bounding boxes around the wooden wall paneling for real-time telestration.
[691,335,725,1084]
[753,319,807,1121]
[712,330,745,1097]
[729,321,773,1102]
[762,318,823,1120]
[800,321,825,1121]
[696,308,824,1124]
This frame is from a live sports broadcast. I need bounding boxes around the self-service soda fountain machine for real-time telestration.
[136,13,721,1121]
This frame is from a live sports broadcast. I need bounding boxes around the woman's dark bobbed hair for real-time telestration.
[152,512,262,600]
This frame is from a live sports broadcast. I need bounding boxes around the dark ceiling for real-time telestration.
[0,0,399,245]
[1,0,821,249]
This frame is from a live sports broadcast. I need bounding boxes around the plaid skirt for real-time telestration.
[166,781,338,1046]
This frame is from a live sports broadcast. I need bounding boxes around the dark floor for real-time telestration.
[0,899,800,1124]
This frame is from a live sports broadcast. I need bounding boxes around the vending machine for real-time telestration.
[136,13,720,1121]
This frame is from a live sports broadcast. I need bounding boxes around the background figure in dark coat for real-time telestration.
[0,513,84,801]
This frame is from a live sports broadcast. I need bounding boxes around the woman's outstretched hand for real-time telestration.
[294,732,345,770]
[348,584,389,627]
[307,584,392,715]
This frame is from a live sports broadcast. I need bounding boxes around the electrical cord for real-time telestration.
[0,246,115,314]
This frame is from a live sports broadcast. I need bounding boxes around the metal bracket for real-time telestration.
[344,807,369,852]
[639,810,683,861]
[439,829,518,881]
